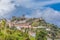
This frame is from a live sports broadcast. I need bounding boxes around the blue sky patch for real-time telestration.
[34,0,51,2]
[45,3,60,11]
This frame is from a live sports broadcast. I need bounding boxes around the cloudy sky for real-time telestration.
[0,0,60,27]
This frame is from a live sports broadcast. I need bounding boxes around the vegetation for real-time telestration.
[0,16,60,40]
[36,31,47,40]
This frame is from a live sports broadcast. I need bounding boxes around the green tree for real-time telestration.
[1,19,6,27]
[32,22,39,27]
[36,30,47,40]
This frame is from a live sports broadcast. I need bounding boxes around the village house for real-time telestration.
[15,23,31,29]
[8,19,32,30]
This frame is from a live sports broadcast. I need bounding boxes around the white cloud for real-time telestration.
[29,9,43,18]
[0,0,60,17]
[43,8,60,20]
[0,0,16,17]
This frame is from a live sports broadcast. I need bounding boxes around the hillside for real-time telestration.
[0,16,60,40]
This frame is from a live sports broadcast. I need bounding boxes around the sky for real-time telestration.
[0,0,60,27]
